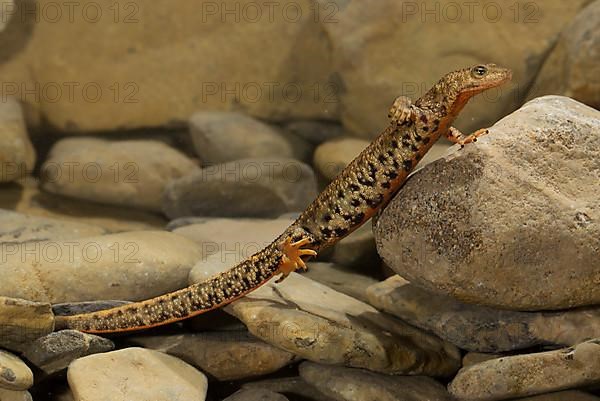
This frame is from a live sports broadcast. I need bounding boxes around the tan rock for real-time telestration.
[0,181,167,232]
[515,391,600,400]
[321,0,591,137]
[41,138,197,212]
[0,210,106,243]
[129,332,296,381]
[225,273,461,376]
[0,296,54,353]
[0,0,333,132]
[527,0,600,109]
[0,98,35,183]
[0,231,201,303]
[303,262,378,303]
[68,348,208,401]
[449,339,600,400]
[0,350,33,391]
[313,138,369,181]
[0,389,32,401]
[375,96,600,310]
[299,361,452,401]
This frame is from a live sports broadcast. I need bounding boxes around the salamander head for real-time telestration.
[454,64,513,96]
[418,63,512,118]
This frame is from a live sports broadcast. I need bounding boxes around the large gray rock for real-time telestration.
[68,348,208,401]
[128,332,297,381]
[223,389,289,401]
[449,339,600,400]
[163,158,317,218]
[367,276,600,352]
[527,0,600,109]
[375,97,600,310]
[0,210,106,243]
[23,330,114,375]
[242,377,335,401]
[299,361,452,401]
[0,98,35,183]
[224,273,461,376]
[41,138,197,212]
[189,112,296,163]
[0,231,201,303]
[0,296,54,353]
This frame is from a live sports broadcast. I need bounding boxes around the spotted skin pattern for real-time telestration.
[55,64,512,333]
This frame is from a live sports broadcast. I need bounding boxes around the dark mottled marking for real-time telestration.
[422,126,429,132]
[422,137,431,145]
[350,184,360,191]
[334,228,347,237]
[337,190,344,199]
[323,214,332,222]
[420,114,428,124]
[381,181,391,189]
[351,199,361,207]
[403,160,413,170]
[391,140,399,148]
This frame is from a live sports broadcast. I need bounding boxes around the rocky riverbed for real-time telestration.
[1,1,599,400]
[0,94,598,401]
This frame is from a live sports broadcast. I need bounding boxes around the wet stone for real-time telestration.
[22,330,114,375]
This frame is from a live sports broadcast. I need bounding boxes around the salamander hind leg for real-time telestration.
[275,237,317,283]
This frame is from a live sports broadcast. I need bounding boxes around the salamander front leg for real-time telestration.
[446,127,490,147]
[275,237,317,283]
[388,96,417,126]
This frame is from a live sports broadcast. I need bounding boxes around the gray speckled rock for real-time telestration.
[0,210,106,243]
[242,377,335,401]
[527,0,600,109]
[0,296,54,353]
[0,231,201,303]
[223,389,289,401]
[68,348,207,401]
[299,361,452,401]
[189,112,295,163]
[41,138,196,212]
[225,273,460,376]
[0,389,32,401]
[128,331,296,381]
[283,120,345,146]
[515,391,600,400]
[367,276,600,352]
[163,158,317,219]
[0,351,33,391]
[449,339,600,401]
[0,98,35,183]
[23,330,114,375]
[375,96,600,310]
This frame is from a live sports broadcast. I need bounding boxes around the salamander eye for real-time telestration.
[471,65,488,78]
